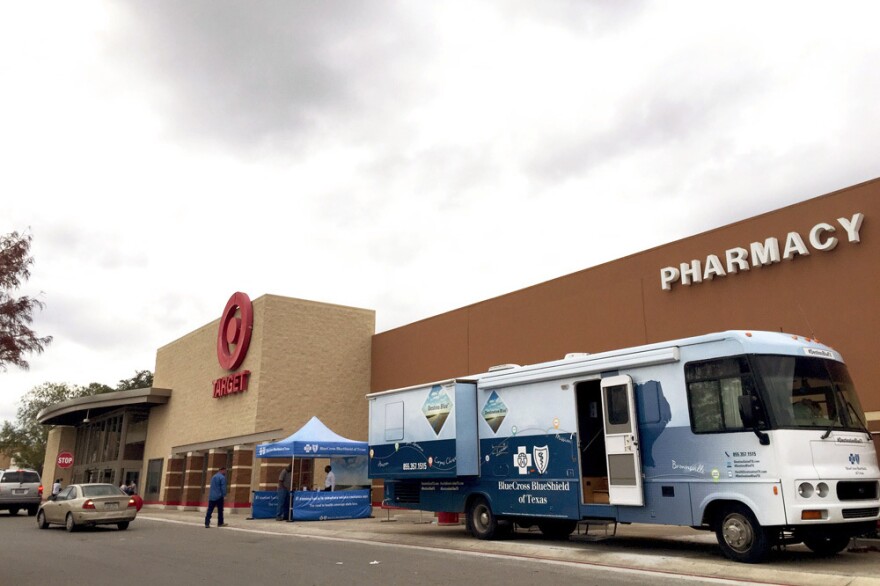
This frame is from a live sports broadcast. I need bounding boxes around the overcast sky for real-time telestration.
[2,1,879,424]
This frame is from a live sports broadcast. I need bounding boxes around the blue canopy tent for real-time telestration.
[254,416,371,521]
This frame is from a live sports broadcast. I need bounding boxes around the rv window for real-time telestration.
[385,402,404,441]
[605,385,630,425]
[686,357,758,433]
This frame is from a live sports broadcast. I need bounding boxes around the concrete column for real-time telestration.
[259,458,287,491]
[228,445,253,512]
[42,426,77,498]
[161,454,185,509]
[181,452,205,510]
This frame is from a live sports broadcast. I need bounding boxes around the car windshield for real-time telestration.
[82,485,125,497]
[751,355,868,432]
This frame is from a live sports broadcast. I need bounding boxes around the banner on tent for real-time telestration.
[252,491,279,519]
[292,489,371,521]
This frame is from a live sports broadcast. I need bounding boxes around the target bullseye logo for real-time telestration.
[217,292,253,370]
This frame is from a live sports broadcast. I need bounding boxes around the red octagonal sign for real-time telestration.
[57,452,74,469]
[217,292,254,371]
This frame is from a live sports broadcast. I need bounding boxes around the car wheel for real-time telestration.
[9,507,20,516]
[27,505,38,517]
[803,534,850,556]
[117,521,130,530]
[37,510,49,529]
[467,496,499,540]
[715,504,770,563]
[65,513,77,533]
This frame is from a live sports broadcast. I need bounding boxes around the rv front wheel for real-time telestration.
[715,504,770,563]
[467,497,498,540]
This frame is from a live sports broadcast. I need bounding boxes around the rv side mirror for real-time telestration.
[738,395,756,427]
[738,395,770,446]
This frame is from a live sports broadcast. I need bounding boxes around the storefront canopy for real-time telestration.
[255,416,368,458]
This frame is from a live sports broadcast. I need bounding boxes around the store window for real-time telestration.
[145,458,163,501]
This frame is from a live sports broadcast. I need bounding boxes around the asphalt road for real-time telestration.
[0,511,768,586]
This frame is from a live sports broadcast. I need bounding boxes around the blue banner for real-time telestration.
[292,489,372,521]
[369,438,459,479]
[252,491,280,519]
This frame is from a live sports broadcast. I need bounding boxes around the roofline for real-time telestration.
[37,387,172,425]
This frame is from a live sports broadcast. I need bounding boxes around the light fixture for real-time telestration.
[83,409,91,424]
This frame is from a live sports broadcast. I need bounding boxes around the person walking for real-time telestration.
[52,479,62,496]
[205,466,228,528]
[323,464,335,492]
[275,464,292,521]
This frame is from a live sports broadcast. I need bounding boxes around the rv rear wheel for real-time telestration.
[802,534,850,556]
[715,504,770,563]
[467,497,498,540]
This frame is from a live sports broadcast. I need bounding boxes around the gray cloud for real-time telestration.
[504,0,648,35]
[107,1,431,153]
[526,69,768,187]
[38,224,149,270]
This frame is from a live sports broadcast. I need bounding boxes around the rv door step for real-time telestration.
[576,518,617,540]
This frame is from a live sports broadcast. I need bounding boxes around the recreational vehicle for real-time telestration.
[368,331,880,562]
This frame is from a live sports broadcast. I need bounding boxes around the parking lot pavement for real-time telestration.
[138,507,880,586]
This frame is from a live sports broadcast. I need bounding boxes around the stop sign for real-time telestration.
[56,452,74,469]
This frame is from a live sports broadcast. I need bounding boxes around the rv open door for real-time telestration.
[601,375,644,506]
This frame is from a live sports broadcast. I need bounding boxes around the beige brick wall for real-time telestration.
[142,293,374,505]
[255,295,374,440]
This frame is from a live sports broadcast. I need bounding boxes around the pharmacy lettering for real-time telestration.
[660,213,864,291]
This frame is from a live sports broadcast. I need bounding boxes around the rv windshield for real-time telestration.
[751,355,868,432]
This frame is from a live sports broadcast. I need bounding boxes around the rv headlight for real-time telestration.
[816,482,830,498]
[798,482,815,498]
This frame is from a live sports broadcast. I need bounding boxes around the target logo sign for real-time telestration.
[213,292,254,399]
[217,292,253,370]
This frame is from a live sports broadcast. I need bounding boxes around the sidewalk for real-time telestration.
[139,507,880,586]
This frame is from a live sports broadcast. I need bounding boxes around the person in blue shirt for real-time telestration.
[205,466,228,528]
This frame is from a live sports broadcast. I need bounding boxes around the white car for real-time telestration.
[37,483,137,532]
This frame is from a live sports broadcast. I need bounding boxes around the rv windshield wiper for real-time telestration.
[844,400,871,437]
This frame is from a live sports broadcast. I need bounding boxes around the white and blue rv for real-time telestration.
[368,331,880,563]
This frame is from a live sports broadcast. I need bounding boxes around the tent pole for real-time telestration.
[296,452,300,520]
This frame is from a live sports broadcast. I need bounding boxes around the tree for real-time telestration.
[0,231,52,371]
[0,370,154,471]
[116,370,154,391]
[0,382,84,470]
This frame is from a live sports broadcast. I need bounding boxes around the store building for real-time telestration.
[39,294,374,508]
[39,177,880,509]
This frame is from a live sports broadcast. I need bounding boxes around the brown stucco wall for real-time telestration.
[371,178,880,422]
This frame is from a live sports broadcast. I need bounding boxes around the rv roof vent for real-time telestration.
[487,363,520,372]
[564,353,590,360]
